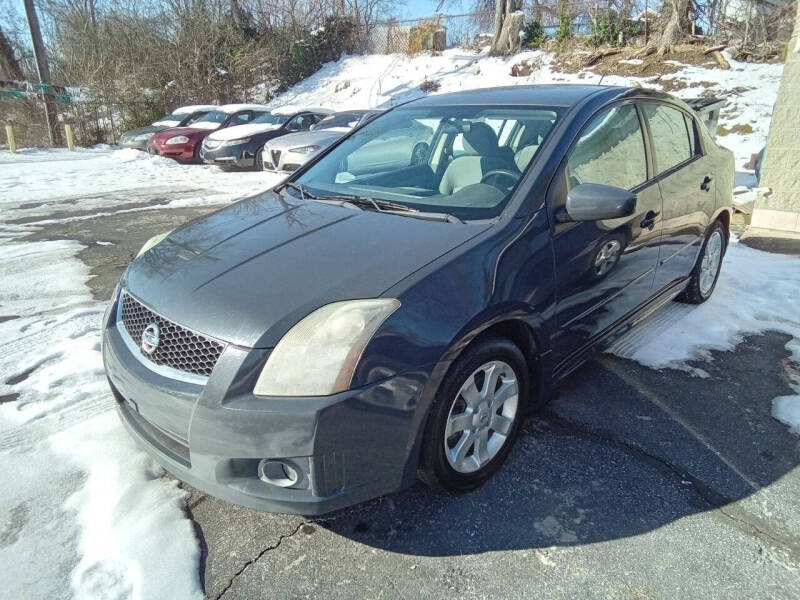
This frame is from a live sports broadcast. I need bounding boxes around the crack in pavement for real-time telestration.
[538,412,800,561]
[212,521,311,600]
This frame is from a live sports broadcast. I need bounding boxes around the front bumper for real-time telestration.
[120,138,149,151]
[262,147,315,173]
[102,300,425,515]
[147,142,195,161]
[199,143,256,168]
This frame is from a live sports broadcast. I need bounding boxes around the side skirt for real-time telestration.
[550,277,688,384]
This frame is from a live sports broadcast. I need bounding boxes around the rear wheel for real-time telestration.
[419,336,528,491]
[677,220,726,304]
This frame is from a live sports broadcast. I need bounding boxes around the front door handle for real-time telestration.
[640,210,660,230]
[701,175,713,192]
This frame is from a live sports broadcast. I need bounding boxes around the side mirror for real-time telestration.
[559,183,637,222]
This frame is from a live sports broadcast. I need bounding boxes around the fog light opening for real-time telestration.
[258,459,300,488]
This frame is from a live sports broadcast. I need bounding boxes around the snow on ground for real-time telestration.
[0,146,283,224]
[0,47,795,599]
[267,48,783,168]
[0,236,203,600]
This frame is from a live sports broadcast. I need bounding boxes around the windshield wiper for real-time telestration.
[277,181,317,200]
[318,194,464,224]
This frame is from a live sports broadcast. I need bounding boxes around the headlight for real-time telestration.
[289,144,321,154]
[165,136,189,145]
[136,231,171,258]
[253,299,401,396]
[134,133,153,141]
[221,137,251,146]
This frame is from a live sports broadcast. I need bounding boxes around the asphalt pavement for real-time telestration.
[26,199,800,600]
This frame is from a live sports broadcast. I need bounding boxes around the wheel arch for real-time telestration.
[402,310,551,485]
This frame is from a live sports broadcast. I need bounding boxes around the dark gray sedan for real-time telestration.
[103,85,733,515]
[119,105,217,150]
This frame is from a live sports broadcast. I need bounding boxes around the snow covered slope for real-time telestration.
[265,48,783,168]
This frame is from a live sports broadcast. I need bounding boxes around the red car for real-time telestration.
[147,104,272,163]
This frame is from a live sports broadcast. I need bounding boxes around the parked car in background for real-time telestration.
[261,109,380,173]
[199,106,334,170]
[340,116,434,176]
[119,105,218,151]
[104,85,733,515]
[146,104,272,163]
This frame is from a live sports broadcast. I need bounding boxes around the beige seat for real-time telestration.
[514,121,550,171]
[439,123,518,195]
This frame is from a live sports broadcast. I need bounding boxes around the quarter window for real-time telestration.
[567,104,647,191]
[642,103,692,174]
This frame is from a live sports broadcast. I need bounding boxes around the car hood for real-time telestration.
[208,123,282,141]
[123,191,486,348]
[151,127,214,143]
[267,129,346,151]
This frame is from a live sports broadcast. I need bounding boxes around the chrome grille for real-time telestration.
[119,292,224,377]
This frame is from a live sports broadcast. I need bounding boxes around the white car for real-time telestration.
[261,110,380,173]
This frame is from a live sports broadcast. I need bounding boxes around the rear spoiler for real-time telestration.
[684,97,726,138]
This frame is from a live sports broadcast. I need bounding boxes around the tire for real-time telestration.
[193,144,202,164]
[418,336,529,491]
[677,220,726,304]
[255,148,265,171]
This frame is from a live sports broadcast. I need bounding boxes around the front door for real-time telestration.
[550,103,663,367]
[641,102,713,291]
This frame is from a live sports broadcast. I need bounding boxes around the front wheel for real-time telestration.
[677,221,726,304]
[255,148,265,171]
[418,336,528,491]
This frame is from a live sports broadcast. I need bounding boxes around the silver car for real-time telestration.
[261,110,379,173]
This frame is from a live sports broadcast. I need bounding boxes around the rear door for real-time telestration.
[641,102,712,291]
[550,102,663,366]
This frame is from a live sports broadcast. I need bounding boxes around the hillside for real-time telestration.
[266,48,784,170]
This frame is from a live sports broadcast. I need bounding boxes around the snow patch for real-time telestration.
[51,412,204,600]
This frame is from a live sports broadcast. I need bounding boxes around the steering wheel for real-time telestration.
[480,169,519,191]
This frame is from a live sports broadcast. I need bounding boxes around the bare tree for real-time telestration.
[490,0,524,55]
[0,26,24,79]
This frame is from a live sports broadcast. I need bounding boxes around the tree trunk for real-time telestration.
[640,0,691,56]
[491,0,524,56]
[0,27,24,80]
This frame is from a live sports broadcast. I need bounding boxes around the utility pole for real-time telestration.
[23,0,63,146]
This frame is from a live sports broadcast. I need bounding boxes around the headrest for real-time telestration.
[463,122,499,156]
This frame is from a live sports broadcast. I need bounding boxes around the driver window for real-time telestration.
[567,105,647,191]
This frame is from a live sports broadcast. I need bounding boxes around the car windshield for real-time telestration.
[293,105,560,221]
[153,113,177,123]
[194,110,230,127]
[252,113,290,125]
[179,111,209,126]
[313,112,366,131]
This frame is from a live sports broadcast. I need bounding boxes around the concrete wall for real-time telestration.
[750,2,800,233]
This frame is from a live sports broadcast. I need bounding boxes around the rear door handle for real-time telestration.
[640,210,660,230]
[701,175,713,192]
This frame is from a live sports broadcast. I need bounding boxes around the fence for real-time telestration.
[358,1,616,55]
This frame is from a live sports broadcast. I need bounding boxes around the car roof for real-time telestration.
[271,105,335,116]
[172,104,217,114]
[217,103,272,113]
[403,85,635,108]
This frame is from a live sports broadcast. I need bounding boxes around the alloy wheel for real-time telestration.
[699,230,723,295]
[444,360,519,474]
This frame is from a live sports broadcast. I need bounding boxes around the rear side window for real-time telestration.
[567,104,647,191]
[642,103,692,174]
